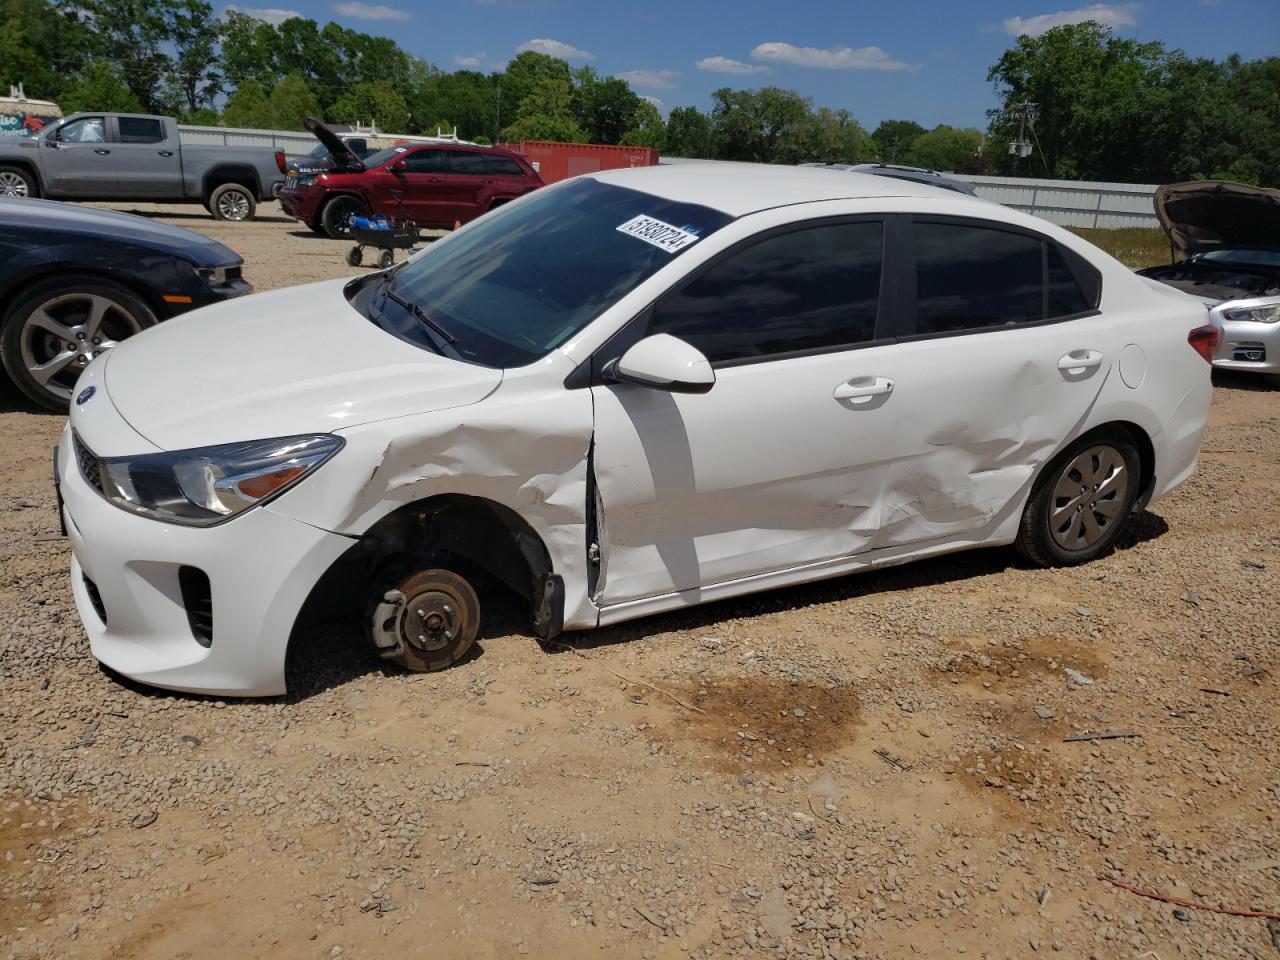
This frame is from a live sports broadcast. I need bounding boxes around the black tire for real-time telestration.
[0,277,157,412]
[0,165,38,198]
[1015,429,1141,567]
[346,246,363,267]
[321,195,365,239]
[209,182,256,221]
[378,249,394,269]
[374,568,481,673]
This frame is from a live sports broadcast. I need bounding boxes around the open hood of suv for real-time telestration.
[1154,180,1280,258]
[304,116,365,171]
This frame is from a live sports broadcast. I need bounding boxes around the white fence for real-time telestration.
[963,174,1159,229]
[178,124,316,151]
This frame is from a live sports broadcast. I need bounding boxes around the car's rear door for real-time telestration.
[106,116,181,199]
[875,216,1119,548]
[443,150,491,223]
[590,217,904,606]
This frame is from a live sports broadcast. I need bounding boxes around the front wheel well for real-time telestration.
[0,161,42,196]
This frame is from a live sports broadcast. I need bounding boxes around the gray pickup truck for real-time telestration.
[0,113,286,221]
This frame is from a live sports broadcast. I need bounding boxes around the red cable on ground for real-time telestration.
[1098,875,1280,920]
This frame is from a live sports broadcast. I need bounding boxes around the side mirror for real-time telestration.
[607,334,715,394]
[391,160,407,174]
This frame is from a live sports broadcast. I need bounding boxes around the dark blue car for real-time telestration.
[0,198,250,411]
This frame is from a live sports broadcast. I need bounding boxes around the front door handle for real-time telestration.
[94,148,111,156]
[158,150,174,157]
[833,376,894,403]
[1057,349,1104,376]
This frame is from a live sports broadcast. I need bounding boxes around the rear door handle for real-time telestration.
[833,376,894,403]
[158,150,174,157]
[1057,349,1104,375]
[94,148,111,156]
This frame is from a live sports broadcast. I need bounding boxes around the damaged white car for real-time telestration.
[57,165,1215,696]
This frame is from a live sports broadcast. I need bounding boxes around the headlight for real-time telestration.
[94,435,343,526]
[296,175,317,188]
[194,265,241,286]
[1220,298,1280,324]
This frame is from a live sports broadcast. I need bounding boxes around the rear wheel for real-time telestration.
[0,166,36,198]
[321,195,365,239]
[378,249,394,269]
[0,277,156,412]
[1015,430,1140,566]
[209,183,255,221]
[372,568,481,673]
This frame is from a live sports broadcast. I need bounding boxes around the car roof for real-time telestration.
[591,162,988,217]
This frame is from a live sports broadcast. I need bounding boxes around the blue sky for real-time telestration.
[230,0,1280,128]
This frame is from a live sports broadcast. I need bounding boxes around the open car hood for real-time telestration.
[303,116,364,171]
[1154,180,1280,258]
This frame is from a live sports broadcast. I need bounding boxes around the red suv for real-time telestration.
[279,119,543,238]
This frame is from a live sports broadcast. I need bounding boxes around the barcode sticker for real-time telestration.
[616,215,700,254]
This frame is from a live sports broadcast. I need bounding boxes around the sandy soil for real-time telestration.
[1,201,1277,960]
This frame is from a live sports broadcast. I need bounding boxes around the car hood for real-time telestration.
[102,278,503,450]
[0,197,237,266]
[304,117,364,171]
[1153,180,1280,258]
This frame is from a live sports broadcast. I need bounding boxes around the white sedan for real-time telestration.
[58,164,1215,696]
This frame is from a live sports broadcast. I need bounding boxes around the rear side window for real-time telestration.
[646,221,883,364]
[482,154,526,176]
[118,117,165,144]
[449,151,489,175]
[913,221,1095,335]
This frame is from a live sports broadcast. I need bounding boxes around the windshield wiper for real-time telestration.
[380,278,457,345]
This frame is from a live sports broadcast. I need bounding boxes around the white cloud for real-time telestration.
[641,95,665,112]
[617,69,680,89]
[516,38,594,61]
[1002,3,1140,36]
[695,56,769,76]
[223,5,301,23]
[453,52,486,67]
[333,1,411,20]
[750,42,918,72]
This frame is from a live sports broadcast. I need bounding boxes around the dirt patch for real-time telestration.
[664,676,862,772]
[936,635,1105,685]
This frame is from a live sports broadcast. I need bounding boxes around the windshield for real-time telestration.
[306,143,328,160]
[366,178,733,367]
[363,145,409,168]
[1196,248,1280,269]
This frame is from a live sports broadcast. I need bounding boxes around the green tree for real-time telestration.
[502,50,572,123]
[910,125,983,171]
[71,0,172,111]
[502,77,585,142]
[0,0,92,103]
[267,73,321,131]
[330,80,409,131]
[663,106,712,157]
[806,107,874,162]
[60,59,143,112]
[620,98,665,148]
[870,119,925,163]
[163,0,221,113]
[709,87,813,163]
[575,73,644,144]
[222,77,272,128]
[220,10,281,92]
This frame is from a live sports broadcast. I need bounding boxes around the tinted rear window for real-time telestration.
[118,117,165,143]
[482,154,526,176]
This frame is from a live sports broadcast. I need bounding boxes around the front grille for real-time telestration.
[1231,341,1266,363]
[72,432,104,495]
[178,566,213,648]
[82,574,107,624]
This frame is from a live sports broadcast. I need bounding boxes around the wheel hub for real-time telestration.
[403,589,459,652]
[1048,444,1129,552]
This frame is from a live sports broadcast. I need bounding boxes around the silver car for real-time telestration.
[1139,181,1280,381]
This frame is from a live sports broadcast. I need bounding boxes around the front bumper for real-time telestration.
[278,188,322,224]
[58,426,354,697]
[1212,315,1280,374]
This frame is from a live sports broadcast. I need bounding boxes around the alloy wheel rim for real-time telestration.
[217,190,250,220]
[1048,444,1129,551]
[0,171,29,197]
[19,293,143,402]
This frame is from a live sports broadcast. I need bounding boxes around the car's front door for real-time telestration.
[107,116,181,199]
[385,148,456,225]
[875,217,1121,549]
[41,116,114,195]
[590,218,904,606]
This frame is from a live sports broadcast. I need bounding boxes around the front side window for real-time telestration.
[364,178,732,367]
[55,117,106,143]
[118,117,164,144]
[401,149,450,174]
[644,221,883,364]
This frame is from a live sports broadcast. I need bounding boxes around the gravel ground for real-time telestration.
[1,201,1277,960]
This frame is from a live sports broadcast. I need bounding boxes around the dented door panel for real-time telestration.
[590,345,903,606]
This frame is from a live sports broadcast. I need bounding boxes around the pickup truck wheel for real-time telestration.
[0,278,155,412]
[0,166,36,198]
[373,569,481,673]
[209,183,255,221]
[321,196,365,239]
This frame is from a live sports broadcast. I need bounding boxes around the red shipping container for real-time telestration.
[499,140,659,184]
